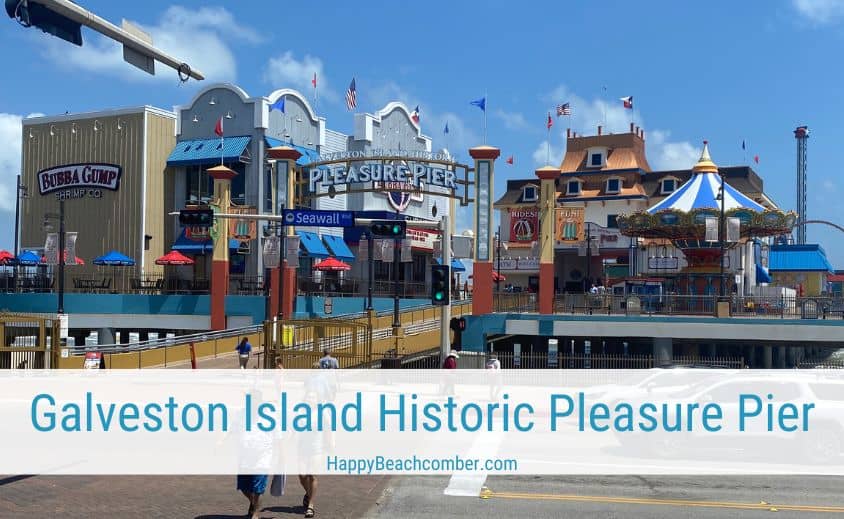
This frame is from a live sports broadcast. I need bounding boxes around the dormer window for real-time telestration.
[522,185,538,202]
[586,147,607,168]
[566,180,582,196]
[606,178,621,194]
[661,178,677,194]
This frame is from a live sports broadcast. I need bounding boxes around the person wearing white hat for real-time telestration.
[441,350,458,396]
[442,350,459,369]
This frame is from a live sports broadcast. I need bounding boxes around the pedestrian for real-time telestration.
[319,348,339,370]
[442,350,458,369]
[485,353,502,400]
[590,284,599,295]
[237,474,268,519]
[441,350,458,396]
[236,337,252,369]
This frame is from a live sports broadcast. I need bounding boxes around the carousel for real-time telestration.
[617,142,796,296]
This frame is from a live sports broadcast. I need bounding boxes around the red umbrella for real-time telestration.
[313,257,351,271]
[155,250,195,266]
[41,251,84,265]
[0,250,14,265]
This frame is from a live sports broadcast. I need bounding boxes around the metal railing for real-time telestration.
[67,324,264,355]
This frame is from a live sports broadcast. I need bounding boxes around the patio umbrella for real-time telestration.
[312,257,351,271]
[17,250,41,266]
[0,250,14,265]
[155,250,194,266]
[93,250,136,266]
[469,271,506,282]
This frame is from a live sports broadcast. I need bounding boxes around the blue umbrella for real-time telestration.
[16,250,40,266]
[93,250,136,266]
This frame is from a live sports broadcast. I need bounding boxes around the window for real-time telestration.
[607,215,618,229]
[661,178,677,194]
[590,153,603,167]
[606,178,621,193]
[522,185,538,202]
[566,180,581,195]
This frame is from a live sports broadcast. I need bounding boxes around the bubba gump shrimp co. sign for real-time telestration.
[37,163,122,200]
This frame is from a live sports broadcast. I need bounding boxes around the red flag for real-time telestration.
[546,113,553,130]
[312,72,317,88]
[754,155,759,164]
[506,156,514,165]
[214,116,224,137]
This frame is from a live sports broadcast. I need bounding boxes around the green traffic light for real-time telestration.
[435,293,443,300]
[392,225,400,235]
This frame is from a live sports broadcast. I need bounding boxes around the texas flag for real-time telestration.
[506,156,514,165]
[411,105,420,124]
[214,116,224,137]
[620,96,633,109]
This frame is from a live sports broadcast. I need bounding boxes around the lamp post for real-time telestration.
[717,171,726,298]
[495,226,502,295]
[13,174,29,292]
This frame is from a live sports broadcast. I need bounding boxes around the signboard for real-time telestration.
[309,161,456,193]
[262,235,280,269]
[229,206,258,240]
[509,207,539,242]
[400,239,412,263]
[324,297,333,315]
[44,233,58,266]
[407,228,438,251]
[548,338,559,368]
[513,343,521,368]
[37,163,122,199]
[359,237,368,262]
[476,161,491,261]
[648,257,680,270]
[498,257,539,272]
[374,180,424,213]
[556,207,585,242]
[285,236,300,268]
[282,209,354,227]
[452,236,473,259]
[83,351,103,370]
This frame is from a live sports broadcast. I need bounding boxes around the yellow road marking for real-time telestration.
[484,491,844,513]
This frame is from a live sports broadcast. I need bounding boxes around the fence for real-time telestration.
[0,313,60,369]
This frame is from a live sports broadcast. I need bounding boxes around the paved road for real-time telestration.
[4,474,844,517]
[367,475,844,518]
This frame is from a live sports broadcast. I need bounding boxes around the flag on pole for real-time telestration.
[741,140,746,151]
[754,155,760,164]
[214,116,224,137]
[546,112,553,130]
[620,96,633,109]
[345,78,357,111]
[443,122,449,134]
[556,103,571,116]
[269,96,285,113]
[312,73,317,89]
[470,97,486,111]
[506,156,514,165]
[411,105,420,124]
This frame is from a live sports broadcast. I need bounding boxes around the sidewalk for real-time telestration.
[0,474,389,518]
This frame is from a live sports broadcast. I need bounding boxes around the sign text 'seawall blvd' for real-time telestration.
[282,209,354,227]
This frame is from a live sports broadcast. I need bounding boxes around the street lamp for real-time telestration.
[43,201,66,314]
[715,170,726,298]
[13,174,29,292]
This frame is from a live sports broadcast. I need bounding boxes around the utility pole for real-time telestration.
[585,222,592,292]
[719,172,726,298]
[440,215,450,361]
[13,174,25,292]
[367,232,374,311]
[57,199,65,314]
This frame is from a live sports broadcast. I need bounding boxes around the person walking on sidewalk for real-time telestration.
[236,337,252,369]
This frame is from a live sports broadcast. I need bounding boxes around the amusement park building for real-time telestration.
[494,124,779,295]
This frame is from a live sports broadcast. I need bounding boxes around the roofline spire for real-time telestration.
[693,140,719,174]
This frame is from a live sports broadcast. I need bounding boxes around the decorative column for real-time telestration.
[267,146,302,318]
[469,145,500,316]
[535,166,560,314]
[207,165,237,330]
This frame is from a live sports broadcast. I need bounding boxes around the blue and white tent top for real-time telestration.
[647,142,765,214]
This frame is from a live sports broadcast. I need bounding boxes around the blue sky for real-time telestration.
[1,0,843,267]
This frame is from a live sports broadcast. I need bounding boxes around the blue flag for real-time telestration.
[470,97,486,112]
[269,96,285,113]
[444,122,449,134]
[741,140,746,150]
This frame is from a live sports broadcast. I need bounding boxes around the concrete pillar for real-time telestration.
[267,146,303,320]
[207,165,237,331]
[97,327,115,345]
[535,166,560,314]
[776,346,786,368]
[760,346,773,369]
[653,337,673,366]
[468,146,501,316]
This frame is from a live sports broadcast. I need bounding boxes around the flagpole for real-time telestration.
[602,85,607,129]
[483,90,488,144]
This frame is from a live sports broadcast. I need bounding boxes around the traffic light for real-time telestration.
[369,219,406,239]
[6,0,83,46]
[431,265,450,306]
[179,208,214,228]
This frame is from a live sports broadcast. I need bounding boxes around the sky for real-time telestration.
[1,0,843,268]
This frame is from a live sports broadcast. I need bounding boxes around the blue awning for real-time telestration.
[296,231,330,258]
[167,136,252,166]
[264,137,320,165]
[756,263,772,284]
[322,234,355,260]
[435,258,467,272]
[172,229,239,255]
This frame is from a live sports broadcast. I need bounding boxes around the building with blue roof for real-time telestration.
[768,244,834,296]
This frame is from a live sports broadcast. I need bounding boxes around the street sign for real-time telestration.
[282,209,354,227]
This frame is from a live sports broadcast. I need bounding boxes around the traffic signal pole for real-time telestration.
[440,215,450,361]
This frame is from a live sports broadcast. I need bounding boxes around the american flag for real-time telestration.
[556,102,571,116]
[345,78,357,111]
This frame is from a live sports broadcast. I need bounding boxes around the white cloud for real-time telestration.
[0,113,25,213]
[38,6,259,82]
[493,109,529,131]
[264,52,337,102]
[536,85,700,170]
[531,140,565,167]
[792,0,844,23]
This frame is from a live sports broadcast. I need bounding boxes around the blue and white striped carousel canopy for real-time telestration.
[647,173,765,214]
